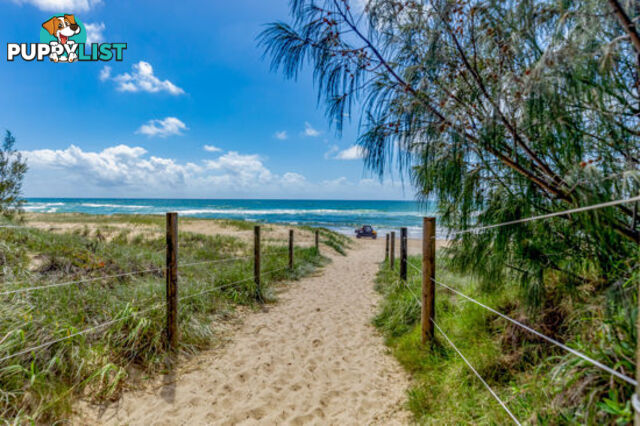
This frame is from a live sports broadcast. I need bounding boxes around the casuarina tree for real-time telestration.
[0,131,27,220]
[260,0,639,303]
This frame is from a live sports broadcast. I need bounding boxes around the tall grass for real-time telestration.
[0,216,343,423]
[374,255,636,424]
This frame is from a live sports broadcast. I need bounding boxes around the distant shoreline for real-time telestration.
[20,212,443,245]
[22,199,438,239]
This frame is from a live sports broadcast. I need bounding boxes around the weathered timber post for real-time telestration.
[390,231,396,270]
[315,230,319,254]
[289,229,294,271]
[422,217,436,344]
[385,233,390,260]
[165,212,178,350]
[400,227,408,280]
[254,225,263,302]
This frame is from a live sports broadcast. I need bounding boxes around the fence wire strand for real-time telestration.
[407,261,421,274]
[2,265,294,363]
[433,278,637,386]
[0,255,260,297]
[444,194,640,237]
[431,318,522,425]
[399,278,421,305]
[178,275,255,302]
[178,255,253,269]
[0,267,166,296]
[402,258,636,384]
[0,302,164,364]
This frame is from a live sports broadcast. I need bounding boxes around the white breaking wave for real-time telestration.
[174,208,421,217]
[81,203,148,209]
[23,202,65,211]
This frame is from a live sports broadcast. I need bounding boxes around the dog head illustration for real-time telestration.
[42,15,80,44]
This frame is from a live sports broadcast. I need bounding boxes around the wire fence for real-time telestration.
[444,194,640,237]
[430,318,522,425]
[0,214,324,366]
[0,264,289,365]
[385,192,640,423]
[0,267,166,296]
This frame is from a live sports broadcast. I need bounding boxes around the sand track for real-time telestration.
[79,239,410,425]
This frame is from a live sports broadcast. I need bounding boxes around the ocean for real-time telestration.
[24,198,438,238]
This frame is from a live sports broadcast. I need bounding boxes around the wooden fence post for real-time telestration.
[385,233,390,260]
[422,217,436,344]
[400,227,407,280]
[390,231,395,270]
[315,230,319,253]
[254,225,262,302]
[165,212,178,350]
[289,229,294,271]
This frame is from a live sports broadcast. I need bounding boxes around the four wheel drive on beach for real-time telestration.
[355,225,377,239]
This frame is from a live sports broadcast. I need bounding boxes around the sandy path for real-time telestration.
[80,239,410,425]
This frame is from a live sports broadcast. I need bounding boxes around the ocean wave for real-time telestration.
[25,202,65,207]
[175,208,423,217]
[23,202,65,211]
[81,203,149,209]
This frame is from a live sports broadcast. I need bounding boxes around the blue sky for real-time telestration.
[0,0,412,200]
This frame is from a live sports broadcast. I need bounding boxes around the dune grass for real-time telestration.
[0,215,345,423]
[374,255,636,424]
[298,226,352,256]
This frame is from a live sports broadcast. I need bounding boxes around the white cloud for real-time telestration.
[203,145,222,153]
[303,122,321,137]
[136,117,187,138]
[23,144,193,188]
[281,172,306,186]
[11,0,102,11]
[102,61,185,95]
[324,145,367,160]
[84,22,105,44]
[99,66,111,81]
[324,145,339,159]
[323,176,349,186]
[21,144,409,199]
[335,145,366,160]
[274,131,288,140]
[22,144,311,196]
[204,152,273,185]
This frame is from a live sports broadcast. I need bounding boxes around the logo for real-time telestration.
[7,14,126,62]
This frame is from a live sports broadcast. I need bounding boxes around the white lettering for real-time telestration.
[21,43,35,61]
[7,43,20,61]
[63,43,78,56]
[36,43,51,61]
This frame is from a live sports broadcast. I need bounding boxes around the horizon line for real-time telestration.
[24,196,428,202]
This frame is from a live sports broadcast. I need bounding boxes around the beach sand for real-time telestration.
[75,235,415,425]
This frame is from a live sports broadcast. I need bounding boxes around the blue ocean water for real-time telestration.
[24,198,437,237]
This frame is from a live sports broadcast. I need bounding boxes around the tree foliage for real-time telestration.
[0,131,27,219]
[260,0,640,304]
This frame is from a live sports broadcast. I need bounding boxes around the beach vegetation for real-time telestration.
[374,256,638,423]
[0,130,27,220]
[0,214,346,422]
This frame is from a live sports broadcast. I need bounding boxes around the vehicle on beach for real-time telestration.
[355,225,377,239]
